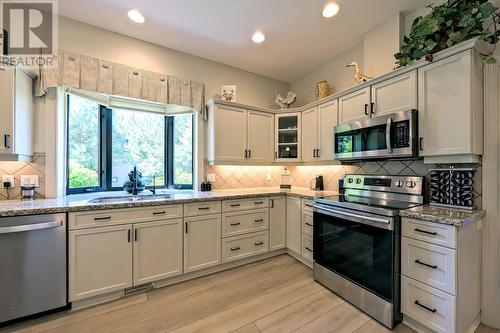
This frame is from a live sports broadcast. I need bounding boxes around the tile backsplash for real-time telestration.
[0,154,46,200]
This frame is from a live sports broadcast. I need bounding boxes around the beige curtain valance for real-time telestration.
[35,50,206,115]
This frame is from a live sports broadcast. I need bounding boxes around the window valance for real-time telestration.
[35,50,206,116]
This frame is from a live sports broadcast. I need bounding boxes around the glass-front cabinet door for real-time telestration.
[275,113,301,162]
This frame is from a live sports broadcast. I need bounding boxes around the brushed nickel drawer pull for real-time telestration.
[94,216,111,221]
[305,247,313,252]
[153,211,166,215]
[415,259,438,269]
[254,241,264,246]
[230,222,241,226]
[230,246,240,251]
[254,219,264,223]
[414,300,437,313]
[414,228,437,236]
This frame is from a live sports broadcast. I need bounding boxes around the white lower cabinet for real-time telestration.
[133,219,183,285]
[222,231,269,263]
[69,224,133,301]
[286,196,301,254]
[269,196,286,250]
[183,214,222,273]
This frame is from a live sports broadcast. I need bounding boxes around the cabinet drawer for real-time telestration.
[302,235,313,261]
[184,201,221,217]
[69,205,183,230]
[302,211,313,237]
[222,209,269,238]
[222,197,269,212]
[302,199,314,212]
[402,237,456,295]
[222,231,269,263]
[402,218,457,249]
[401,276,456,333]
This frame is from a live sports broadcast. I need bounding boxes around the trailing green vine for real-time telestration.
[395,0,500,67]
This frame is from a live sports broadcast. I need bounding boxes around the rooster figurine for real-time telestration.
[275,91,297,109]
[347,61,372,84]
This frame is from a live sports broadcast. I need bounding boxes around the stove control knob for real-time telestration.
[395,180,404,187]
[406,181,416,188]
[348,178,353,184]
[356,178,362,184]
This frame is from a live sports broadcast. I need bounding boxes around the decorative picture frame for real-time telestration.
[221,85,237,102]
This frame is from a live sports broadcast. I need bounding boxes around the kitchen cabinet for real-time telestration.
[207,104,274,164]
[371,70,417,116]
[418,50,483,158]
[269,196,286,250]
[184,214,221,273]
[0,66,33,161]
[275,113,301,162]
[338,87,371,124]
[302,100,338,162]
[286,196,301,254]
[247,110,274,163]
[133,219,183,285]
[69,224,133,301]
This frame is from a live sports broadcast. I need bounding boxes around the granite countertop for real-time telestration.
[0,187,338,218]
[400,204,486,227]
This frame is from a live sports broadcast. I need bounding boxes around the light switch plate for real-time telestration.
[2,175,15,188]
[207,174,216,183]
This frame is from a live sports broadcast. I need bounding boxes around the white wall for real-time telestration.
[290,43,364,107]
[58,17,290,109]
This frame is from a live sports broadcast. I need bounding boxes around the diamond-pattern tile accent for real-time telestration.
[0,155,46,200]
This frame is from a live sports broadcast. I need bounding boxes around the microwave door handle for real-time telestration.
[386,117,393,153]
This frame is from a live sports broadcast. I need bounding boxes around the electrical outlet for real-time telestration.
[207,174,216,183]
[2,175,15,188]
[21,175,39,187]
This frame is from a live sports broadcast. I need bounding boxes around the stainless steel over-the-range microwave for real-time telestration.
[334,109,418,161]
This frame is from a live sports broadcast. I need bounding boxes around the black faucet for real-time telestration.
[132,166,139,195]
[151,175,156,195]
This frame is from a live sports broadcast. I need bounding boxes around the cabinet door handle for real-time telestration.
[414,228,437,236]
[230,222,241,226]
[414,300,437,313]
[230,246,240,251]
[127,229,131,243]
[312,149,316,158]
[198,207,210,210]
[317,148,320,158]
[244,150,248,158]
[3,134,10,148]
[419,137,424,151]
[270,199,274,208]
[274,151,278,159]
[254,241,264,246]
[230,204,241,207]
[153,211,166,215]
[415,259,438,269]
[134,229,138,242]
[305,222,313,227]
[185,222,188,234]
[370,102,375,114]
[254,219,264,223]
[305,246,313,252]
[94,216,111,221]
[249,150,251,158]
[364,104,369,116]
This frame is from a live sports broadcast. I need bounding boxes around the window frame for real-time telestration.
[65,94,194,194]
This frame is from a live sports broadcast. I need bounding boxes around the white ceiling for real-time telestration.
[59,0,425,83]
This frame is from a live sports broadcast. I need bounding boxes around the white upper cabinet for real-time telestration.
[275,113,301,162]
[338,87,371,124]
[371,70,417,116]
[207,105,247,163]
[0,67,33,161]
[247,111,274,163]
[318,100,338,161]
[418,50,483,158]
[207,104,274,164]
[301,107,318,162]
[133,219,183,285]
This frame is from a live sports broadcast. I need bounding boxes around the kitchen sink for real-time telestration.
[87,194,173,204]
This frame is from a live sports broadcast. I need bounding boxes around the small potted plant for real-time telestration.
[395,0,500,67]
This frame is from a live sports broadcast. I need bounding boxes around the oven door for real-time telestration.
[313,204,398,302]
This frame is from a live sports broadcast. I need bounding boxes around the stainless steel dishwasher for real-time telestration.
[0,214,67,324]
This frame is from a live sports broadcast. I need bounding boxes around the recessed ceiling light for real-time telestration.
[127,9,145,23]
[322,3,340,18]
[252,31,266,44]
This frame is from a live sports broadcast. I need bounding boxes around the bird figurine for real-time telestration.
[346,61,373,84]
[275,91,297,109]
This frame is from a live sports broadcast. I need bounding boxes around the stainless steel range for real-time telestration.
[313,174,424,329]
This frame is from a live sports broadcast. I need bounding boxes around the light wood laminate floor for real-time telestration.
[1,255,498,333]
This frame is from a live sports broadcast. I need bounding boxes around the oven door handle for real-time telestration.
[313,205,392,229]
[386,116,393,153]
